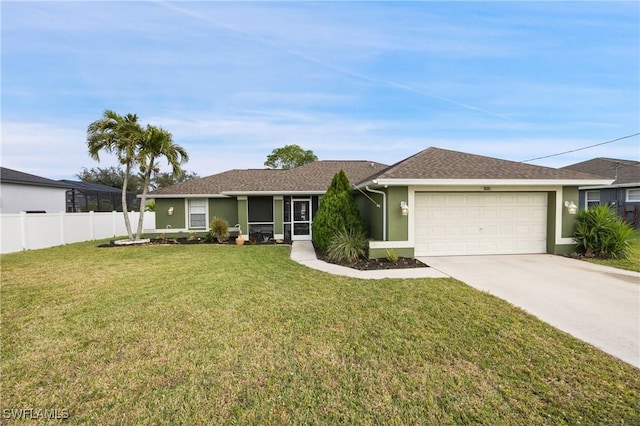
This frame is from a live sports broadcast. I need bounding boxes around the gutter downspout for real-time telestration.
[366,186,386,241]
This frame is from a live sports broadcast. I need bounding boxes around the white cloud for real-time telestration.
[1,1,637,181]
[1,122,106,179]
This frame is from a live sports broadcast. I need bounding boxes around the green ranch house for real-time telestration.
[148,147,611,258]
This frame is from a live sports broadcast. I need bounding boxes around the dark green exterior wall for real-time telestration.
[369,247,414,259]
[274,197,284,235]
[561,186,579,238]
[546,192,557,254]
[548,188,580,255]
[155,198,238,231]
[237,197,248,234]
[555,186,579,254]
[355,191,384,240]
[209,198,238,227]
[155,198,185,230]
[387,187,408,241]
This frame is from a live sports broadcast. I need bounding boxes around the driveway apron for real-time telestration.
[419,254,640,368]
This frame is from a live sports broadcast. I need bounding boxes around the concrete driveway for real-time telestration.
[419,254,640,368]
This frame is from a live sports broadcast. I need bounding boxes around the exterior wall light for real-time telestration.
[400,201,409,216]
[564,201,578,215]
[168,207,174,216]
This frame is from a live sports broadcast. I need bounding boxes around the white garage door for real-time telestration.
[415,192,547,256]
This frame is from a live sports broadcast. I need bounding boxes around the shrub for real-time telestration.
[209,216,230,243]
[312,170,365,251]
[385,249,399,263]
[327,228,368,263]
[574,205,635,259]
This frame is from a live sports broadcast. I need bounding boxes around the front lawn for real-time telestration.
[1,242,639,424]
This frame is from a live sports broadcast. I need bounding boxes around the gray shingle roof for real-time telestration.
[561,158,640,185]
[370,147,610,181]
[0,167,69,188]
[150,161,388,196]
[150,147,613,197]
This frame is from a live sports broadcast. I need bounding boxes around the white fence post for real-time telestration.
[20,211,27,251]
[89,211,95,241]
[60,211,65,245]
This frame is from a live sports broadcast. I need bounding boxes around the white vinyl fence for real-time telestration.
[0,211,156,254]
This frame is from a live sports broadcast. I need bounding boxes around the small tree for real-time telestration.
[312,170,364,251]
[325,168,351,195]
[264,144,318,169]
[87,110,143,240]
[574,204,635,259]
[151,170,199,190]
[136,125,188,240]
[76,166,144,193]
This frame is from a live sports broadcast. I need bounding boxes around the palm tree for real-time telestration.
[87,110,143,240]
[135,125,189,239]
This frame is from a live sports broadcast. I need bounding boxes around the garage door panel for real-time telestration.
[415,192,547,256]
[466,210,481,220]
[500,209,515,219]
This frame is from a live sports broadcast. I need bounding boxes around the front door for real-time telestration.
[292,199,312,241]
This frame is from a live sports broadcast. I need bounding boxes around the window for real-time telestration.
[248,196,273,222]
[586,191,600,209]
[627,189,640,202]
[188,199,207,229]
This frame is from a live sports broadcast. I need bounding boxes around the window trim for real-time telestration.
[187,198,208,229]
[585,190,600,208]
[626,188,640,203]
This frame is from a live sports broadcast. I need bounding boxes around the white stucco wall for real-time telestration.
[0,183,67,213]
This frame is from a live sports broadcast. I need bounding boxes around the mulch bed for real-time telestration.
[314,248,428,271]
[97,238,428,271]
[97,237,282,248]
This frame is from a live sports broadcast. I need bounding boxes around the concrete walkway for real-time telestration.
[421,254,640,368]
[290,241,447,279]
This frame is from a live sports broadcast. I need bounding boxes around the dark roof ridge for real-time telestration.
[365,146,437,180]
[564,157,639,165]
[368,146,611,181]
[0,166,70,188]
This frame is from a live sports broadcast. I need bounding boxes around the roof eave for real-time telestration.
[143,193,231,199]
[1,180,70,189]
[362,178,615,187]
[147,190,328,198]
[579,182,640,190]
[221,190,326,196]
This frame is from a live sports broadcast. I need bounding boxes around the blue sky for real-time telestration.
[2,1,639,180]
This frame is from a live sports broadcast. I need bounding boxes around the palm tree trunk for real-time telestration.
[136,158,155,240]
[122,162,134,240]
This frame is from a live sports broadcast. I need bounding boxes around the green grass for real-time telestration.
[2,242,639,425]
[584,229,640,272]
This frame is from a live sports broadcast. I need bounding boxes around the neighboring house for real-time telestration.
[0,167,69,213]
[562,158,640,229]
[59,180,139,213]
[149,147,611,257]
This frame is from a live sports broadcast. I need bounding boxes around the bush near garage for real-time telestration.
[312,170,365,252]
[573,204,635,259]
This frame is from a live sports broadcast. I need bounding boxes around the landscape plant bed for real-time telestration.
[315,248,428,270]
[563,230,640,273]
[97,237,287,247]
